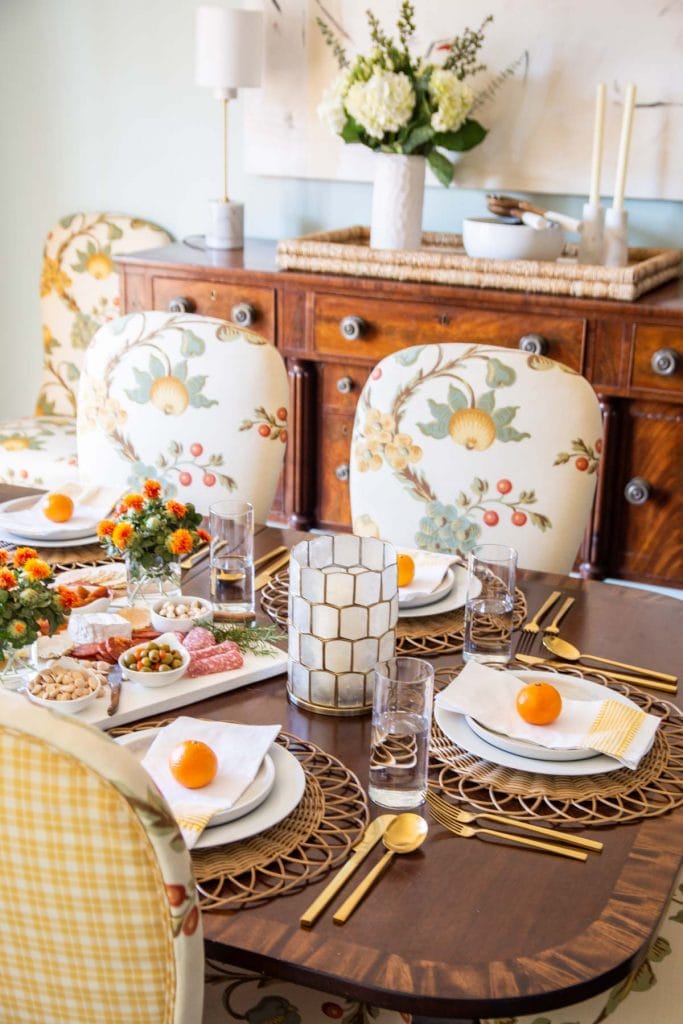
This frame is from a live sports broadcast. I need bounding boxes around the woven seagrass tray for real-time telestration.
[276,226,681,302]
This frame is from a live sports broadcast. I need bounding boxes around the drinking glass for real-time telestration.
[463,543,517,664]
[368,657,434,809]
[209,500,254,621]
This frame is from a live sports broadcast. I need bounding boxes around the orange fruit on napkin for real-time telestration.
[169,739,218,789]
[42,492,74,523]
[516,681,563,726]
[397,553,416,588]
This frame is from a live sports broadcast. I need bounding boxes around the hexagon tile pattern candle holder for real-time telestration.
[287,535,398,716]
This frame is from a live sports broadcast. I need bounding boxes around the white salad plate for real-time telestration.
[0,494,99,542]
[0,529,99,549]
[399,564,476,620]
[117,728,305,847]
[434,669,644,777]
[398,568,455,610]
[465,716,598,762]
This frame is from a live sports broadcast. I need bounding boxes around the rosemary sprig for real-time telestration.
[207,622,284,657]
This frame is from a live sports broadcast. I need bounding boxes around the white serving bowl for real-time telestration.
[119,631,190,688]
[462,217,565,261]
[26,658,101,714]
[68,589,113,614]
[150,596,213,634]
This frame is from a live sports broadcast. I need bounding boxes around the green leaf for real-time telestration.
[149,354,165,379]
[64,362,80,382]
[427,149,454,187]
[477,390,495,413]
[485,358,516,388]
[70,313,98,349]
[529,511,552,531]
[180,330,205,357]
[59,214,76,228]
[472,477,488,495]
[341,117,363,144]
[172,361,188,381]
[497,425,531,443]
[417,398,452,439]
[434,119,487,153]
[125,367,152,404]
[395,346,425,366]
[492,405,518,429]
[447,385,468,412]
[186,375,207,395]
[553,452,570,465]
[107,222,123,240]
[189,393,218,409]
[404,123,434,153]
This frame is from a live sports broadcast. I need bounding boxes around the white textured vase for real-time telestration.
[370,153,426,251]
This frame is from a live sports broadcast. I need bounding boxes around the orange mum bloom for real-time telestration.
[122,493,144,512]
[165,499,187,519]
[0,568,18,590]
[143,479,162,499]
[14,547,39,568]
[0,550,9,566]
[167,528,193,556]
[112,522,135,550]
[197,528,211,544]
[97,519,116,539]
[23,558,52,582]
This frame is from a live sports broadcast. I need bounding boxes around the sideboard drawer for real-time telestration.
[317,413,354,530]
[312,294,585,369]
[151,276,276,340]
[632,325,683,395]
[320,362,371,413]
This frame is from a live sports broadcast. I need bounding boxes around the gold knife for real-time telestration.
[299,815,396,928]
[254,551,290,591]
[515,653,678,694]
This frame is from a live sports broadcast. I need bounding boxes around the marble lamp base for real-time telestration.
[206,198,244,250]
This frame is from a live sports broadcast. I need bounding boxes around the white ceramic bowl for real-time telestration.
[150,596,213,634]
[26,658,101,714]
[462,217,565,261]
[119,631,190,688]
[68,589,113,614]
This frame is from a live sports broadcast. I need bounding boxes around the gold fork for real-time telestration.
[543,597,575,635]
[516,591,562,654]
[426,791,602,853]
[427,795,587,861]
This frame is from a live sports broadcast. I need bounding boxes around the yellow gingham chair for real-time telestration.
[0,692,203,1024]
[0,213,170,490]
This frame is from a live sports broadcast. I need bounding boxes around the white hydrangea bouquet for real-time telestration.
[317,1,491,186]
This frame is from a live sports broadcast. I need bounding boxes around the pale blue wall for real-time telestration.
[1,0,681,417]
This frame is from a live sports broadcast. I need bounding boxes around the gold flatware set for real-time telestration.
[254,548,289,590]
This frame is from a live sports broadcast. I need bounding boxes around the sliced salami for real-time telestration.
[70,643,102,660]
[104,636,135,662]
[188,648,244,677]
[191,638,241,663]
[183,626,216,652]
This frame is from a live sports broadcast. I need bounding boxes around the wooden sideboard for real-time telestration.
[117,239,683,588]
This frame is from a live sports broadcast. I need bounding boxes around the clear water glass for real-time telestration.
[209,500,254,621]
[463,543,517,664]
[368,657,434,809]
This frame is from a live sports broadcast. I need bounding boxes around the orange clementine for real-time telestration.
[169,739,218,789]
[397,553,416,588]
[41,492,74,523]
[516,681,563,726]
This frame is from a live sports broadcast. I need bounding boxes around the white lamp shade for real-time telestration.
[195,6,263,98]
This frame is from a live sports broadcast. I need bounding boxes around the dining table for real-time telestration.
[2,484,682,1022]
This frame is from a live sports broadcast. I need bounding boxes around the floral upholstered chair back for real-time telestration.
[350,344,603,574]
[38,212,171,416]
[77,311,289,517]
[0,693,203,1024]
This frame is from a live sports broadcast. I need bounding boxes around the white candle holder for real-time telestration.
[206,198,244,250]
[577,202,605,265]
[287,535,398,716]
[603,207,629,268]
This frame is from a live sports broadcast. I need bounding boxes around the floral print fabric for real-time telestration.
[350,344,603,574]
[0,415,79,489]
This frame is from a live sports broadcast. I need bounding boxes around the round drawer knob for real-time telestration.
[167,296,195,314]
[651,347,679,377]
[518,333,548,355]
[335,463,350,482]
[231,302,256,327]
[336,376,355,394]
[339,315,367,341]
[624,477,651,506]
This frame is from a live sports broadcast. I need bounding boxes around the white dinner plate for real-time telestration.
[0,494,99,542]
[399,568,455,610]
[400,564,475,619]
[465,715,598,762]
[434,669,646,777]
[0,528,99,549]
[116,728,306,847]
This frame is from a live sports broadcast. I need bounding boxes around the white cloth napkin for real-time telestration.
[436,662,659,770]
[0,484,121,540]
[399,549,459,599]
[141,717,281,848]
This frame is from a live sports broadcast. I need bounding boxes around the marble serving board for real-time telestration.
[33,646,288,731]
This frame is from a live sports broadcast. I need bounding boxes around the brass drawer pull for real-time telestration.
[624,477,651,505]
[650,348,679,377]
[518,333,548,355]
[339,315,367,341]
[167,295,195,313]
[231,302,256,327]
[335,463,350,482]
[336,376,355,394]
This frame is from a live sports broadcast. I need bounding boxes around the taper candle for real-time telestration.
[612,83,637,211]
[589,83,606,207]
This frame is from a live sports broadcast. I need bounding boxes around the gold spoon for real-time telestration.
[542,635,677,685]
[332,812,428,925]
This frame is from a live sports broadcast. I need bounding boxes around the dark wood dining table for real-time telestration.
[4,486,682,1021]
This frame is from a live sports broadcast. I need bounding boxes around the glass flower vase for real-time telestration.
[126,554,182,607]
[0,647,32,691]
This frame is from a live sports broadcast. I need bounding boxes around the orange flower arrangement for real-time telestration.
[0,549,66,654]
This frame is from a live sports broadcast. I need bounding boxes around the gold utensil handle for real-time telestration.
[480,827,588,861]
[578,652,676,684]
[332,851,394,924]
[515,655,678,693]
[254,552,290,590]
[526,591,563,628]
[480,813,602,852]
[180,543,209,570]
[254,545,288,571]
[545,597,575,631]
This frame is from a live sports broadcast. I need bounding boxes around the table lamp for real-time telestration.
[195,4,263,249]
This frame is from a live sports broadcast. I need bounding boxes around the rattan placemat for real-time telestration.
[112,721,368,909]
[0,536,118,570]
[429,665,683,826]
[277,226,682,302]
[261,568,527,656]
